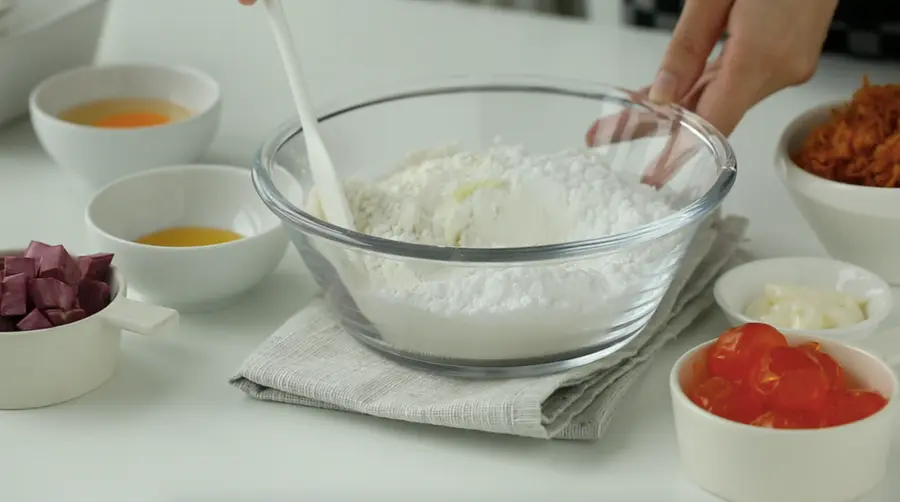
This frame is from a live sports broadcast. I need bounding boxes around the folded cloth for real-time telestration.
[230,215,749,440]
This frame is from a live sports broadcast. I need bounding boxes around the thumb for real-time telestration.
[649,0,731,103]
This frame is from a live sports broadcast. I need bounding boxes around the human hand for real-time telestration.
[238,0,256,5]
[649,0,837,136]
[587,0,838,186]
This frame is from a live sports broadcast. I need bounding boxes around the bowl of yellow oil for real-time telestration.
[135,227,243,248]
[85,164,296,312]
[30,64,222,190]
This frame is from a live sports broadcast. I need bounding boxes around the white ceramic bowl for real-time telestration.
[0,0,108,126]
[29,63,221,190]
[671,332,899,502]
[776,103,900,285]
[714,257,892,342]
[85,164,294,312]
[0,251,178,409]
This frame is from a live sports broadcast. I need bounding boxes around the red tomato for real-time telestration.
[689,376,765,424]
[799,342,846,391]
[798,342,823,352]
[826,389,889,426]
[751,409,826,430]
[706,323,788,382]
[751,346,830,412]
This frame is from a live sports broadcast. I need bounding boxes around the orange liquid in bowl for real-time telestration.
[58,98,192,129]
[135,227,243,247]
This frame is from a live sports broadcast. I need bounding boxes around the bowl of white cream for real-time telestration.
[713,257,892,341]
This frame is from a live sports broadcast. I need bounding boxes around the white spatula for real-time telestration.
[260,0,355,229]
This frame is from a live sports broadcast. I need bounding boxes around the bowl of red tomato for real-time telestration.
[670,322,898,502]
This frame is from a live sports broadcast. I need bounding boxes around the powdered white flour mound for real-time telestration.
[310,144,681,360]
[345,145,673,248]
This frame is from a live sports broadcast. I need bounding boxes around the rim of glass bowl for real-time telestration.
[252,75,737,263]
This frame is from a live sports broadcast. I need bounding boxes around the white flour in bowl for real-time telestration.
[310,144,684,360]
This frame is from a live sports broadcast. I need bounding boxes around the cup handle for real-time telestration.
[855,327,900,367]
[99,297,179,336]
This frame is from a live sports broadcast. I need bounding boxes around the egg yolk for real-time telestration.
[93,112,171,128]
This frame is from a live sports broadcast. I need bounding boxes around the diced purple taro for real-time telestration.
[44,308,87,326]
[36,245,81,286]
[29,277,76,310]
[78,279,110,316]
[0,272,28,316]
[23,240,52,260]
[16,309,52,331]
[4,256,36,280]
[77,253,114,282]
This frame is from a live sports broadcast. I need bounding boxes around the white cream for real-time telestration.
[744,283,867,330]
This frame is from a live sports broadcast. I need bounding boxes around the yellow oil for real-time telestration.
[135,227,243,247]
[58,98,192,129]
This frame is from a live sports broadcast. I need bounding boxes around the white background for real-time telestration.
[0,0,897,501]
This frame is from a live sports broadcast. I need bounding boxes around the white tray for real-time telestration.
[0,0,108,127]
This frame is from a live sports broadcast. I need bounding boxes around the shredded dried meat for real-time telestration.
[793,77,900,188]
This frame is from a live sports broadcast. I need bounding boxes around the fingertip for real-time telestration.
[585,120,601,147]
[648,70,678,104]
[641,129,698,188]
[640,172,664,189]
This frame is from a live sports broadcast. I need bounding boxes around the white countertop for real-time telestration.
[1,0,898,500]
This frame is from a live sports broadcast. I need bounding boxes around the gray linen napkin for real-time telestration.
[231,215,749,440]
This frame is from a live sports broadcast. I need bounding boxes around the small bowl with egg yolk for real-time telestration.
[29,63,221,190]
[713,256,892,343]
[84,163,299,312]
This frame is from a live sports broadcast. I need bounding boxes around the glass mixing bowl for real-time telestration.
[253,75,736,378]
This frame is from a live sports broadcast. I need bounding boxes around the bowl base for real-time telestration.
[0,362,116,410]
[127,289,245,313]
[345,327,641,379]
